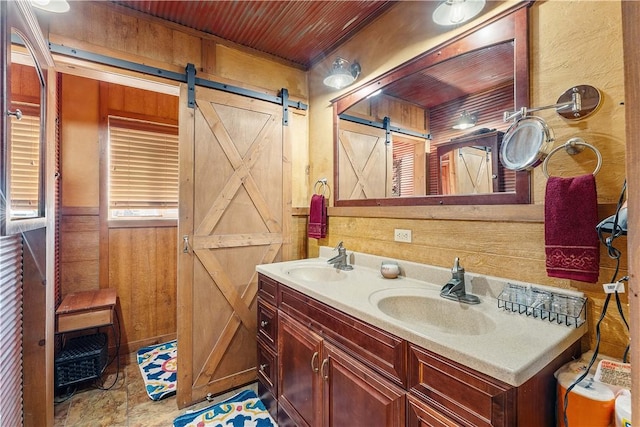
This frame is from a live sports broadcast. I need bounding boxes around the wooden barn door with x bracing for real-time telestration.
[177,83,290,408]
[338,120,391,200]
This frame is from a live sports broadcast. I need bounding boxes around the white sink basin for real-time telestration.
[285,265,348,282]
[369,288,496,336]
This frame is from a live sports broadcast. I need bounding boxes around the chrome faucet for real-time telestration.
[327,241,353,270]
[440,258,480,304]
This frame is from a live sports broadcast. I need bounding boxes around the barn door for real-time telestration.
[177,84,289,407]
[338,120,390,199]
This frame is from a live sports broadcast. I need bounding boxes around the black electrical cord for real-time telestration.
[94,308,122,391]
[563,179,628,427]
[53,385,78,405]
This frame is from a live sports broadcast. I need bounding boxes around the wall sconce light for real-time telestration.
[30,0,70,13]
[323,57,361,90]
[452,111,477,130]
[432,0,485,26]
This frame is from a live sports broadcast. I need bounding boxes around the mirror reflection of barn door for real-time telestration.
[177,84,290,408]
[338,121,389,199]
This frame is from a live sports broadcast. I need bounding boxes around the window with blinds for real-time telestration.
[9,104,41,218]
[108,117,179,219]
[392,140,416,197]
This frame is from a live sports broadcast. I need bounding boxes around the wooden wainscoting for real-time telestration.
[109,225,177,354]
[59,208,177,354]
[60,209,100,295]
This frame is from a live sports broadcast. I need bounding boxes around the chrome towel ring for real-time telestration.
[314,178,329,197]
[542,137,602,178]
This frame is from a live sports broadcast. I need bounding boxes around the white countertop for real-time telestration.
[256,248,587,387]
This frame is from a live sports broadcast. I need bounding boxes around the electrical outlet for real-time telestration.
[394,229,412,243]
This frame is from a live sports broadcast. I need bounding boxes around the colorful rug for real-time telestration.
[173,389,277,427]
[137,340,177,401]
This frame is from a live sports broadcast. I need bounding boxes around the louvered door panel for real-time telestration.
[0,235,24,426]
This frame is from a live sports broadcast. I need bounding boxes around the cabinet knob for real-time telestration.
[260,320,269,328]
[321,358,329,380]
[311,351,319,373]
[259,363,268,372]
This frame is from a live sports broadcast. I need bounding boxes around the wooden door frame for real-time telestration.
[621,1,639,423]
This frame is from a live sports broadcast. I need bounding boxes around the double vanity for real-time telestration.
[256,248,586,426]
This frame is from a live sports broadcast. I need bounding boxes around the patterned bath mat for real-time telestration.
[137,340,177,401]
[173,389,277,427]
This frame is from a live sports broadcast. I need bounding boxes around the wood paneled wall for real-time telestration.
[53,0,310,354]
[109,227,177,353]
[307,1,630,359]
[59,74,181,353]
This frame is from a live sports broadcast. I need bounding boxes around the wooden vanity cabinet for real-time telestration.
[257,274,279,420]
[257,273,580,427]
[408,341,581,427]
[408,344,515,427]
[277,310,406,427]
[259,274,406,427]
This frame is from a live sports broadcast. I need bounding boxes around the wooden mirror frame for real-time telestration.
[1,1,53,235]
[333,5,531,207]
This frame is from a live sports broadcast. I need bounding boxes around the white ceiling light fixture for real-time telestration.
[433,0,486,26]
[452,111,478,130]
[323,57,361,90]
[30,0,70,13]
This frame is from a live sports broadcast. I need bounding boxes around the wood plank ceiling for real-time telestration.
[107,1,510,110]
[109,0,397,69]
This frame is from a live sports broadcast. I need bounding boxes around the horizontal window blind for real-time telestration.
[392,140,415,197]
[108,117,179,219]
[9,106,40,216]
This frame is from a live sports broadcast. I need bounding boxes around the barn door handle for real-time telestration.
[321,358,329,381]
[182,235,189,253]
[311,351,319,373]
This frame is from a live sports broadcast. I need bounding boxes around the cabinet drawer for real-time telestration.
[57,307,113,333]
[279,285,406,387]
[258,274,278,305]
[409,344,515,427]
[257,340,278,396]
[408,393,459,427]
[257,298,277,349]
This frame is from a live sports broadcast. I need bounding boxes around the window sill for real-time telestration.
[108,219,177,229]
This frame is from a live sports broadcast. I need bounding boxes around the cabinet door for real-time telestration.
[278,312,323,427]
[323,342,406,427]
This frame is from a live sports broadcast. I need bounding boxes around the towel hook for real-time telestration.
[314,178,329,197]
[542,137,602,178]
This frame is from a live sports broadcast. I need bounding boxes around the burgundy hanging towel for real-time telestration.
[308,194,327,239]
[544,174,600,283]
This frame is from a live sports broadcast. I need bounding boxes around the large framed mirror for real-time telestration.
[1,3,50,235]
[333,5,530,207]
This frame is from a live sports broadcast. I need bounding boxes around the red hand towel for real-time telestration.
[308,194,327,239]
[545,174,600,283]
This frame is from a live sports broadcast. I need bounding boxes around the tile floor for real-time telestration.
[53,353,258,427]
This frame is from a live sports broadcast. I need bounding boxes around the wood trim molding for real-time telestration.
[327,203,619,223]
[328,204,544,222]
[291,207,309,216]
[59,206,99,216]
[621,1,639,422]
